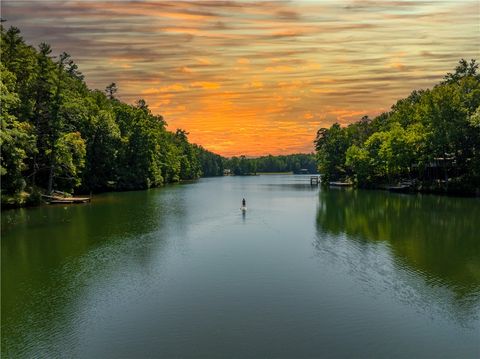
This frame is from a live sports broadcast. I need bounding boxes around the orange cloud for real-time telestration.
[177,67,193,74]
[246,80,263,88]
[5,0,477,156]
[265,65,296,73]
[390,62,406,71]
[142,84,186,94]
[195,57,213,65]
[191,82,221,90]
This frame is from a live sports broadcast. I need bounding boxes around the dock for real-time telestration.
[310,176,319,185]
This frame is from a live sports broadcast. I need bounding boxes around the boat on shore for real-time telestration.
[41,194,91,204]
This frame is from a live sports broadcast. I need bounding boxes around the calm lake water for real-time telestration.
[2,175,480,358]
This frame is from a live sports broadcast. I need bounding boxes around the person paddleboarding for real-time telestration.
[241,198,247,210]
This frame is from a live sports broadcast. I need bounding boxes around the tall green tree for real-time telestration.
[315,124,349,181]
[0,64,36,194]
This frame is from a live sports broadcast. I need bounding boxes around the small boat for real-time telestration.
[42,194,91,204]
[49,199,75,204]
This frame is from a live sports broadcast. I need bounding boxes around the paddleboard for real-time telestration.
[240,206,247,211]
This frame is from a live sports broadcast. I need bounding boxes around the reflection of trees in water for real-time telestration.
[315,188,480,320]
[1,187,188,357]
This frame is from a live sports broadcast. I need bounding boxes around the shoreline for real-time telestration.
[324,181,479,198]
[3,175,478,211]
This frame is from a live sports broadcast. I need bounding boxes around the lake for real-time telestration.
[2,175,479,358]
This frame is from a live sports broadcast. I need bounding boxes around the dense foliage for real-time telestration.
[315,59,480,195]
[225,154,317,175]
[0,26,223,205]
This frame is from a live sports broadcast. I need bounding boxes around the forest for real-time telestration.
[224,153,317,175]
[0,25,224,207]
[315,59,480,195]
[4,25,477,210]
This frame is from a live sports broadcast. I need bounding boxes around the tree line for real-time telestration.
[0,25,224,207]
[225,154,317,175]
[315,59,480,195]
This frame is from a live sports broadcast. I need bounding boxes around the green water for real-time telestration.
[2,175,479,358]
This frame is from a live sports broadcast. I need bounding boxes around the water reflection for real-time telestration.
[3,177,479,357]
[315,188,480,321]
[1,187,188,357]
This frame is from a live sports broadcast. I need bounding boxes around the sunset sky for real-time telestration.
[3,0,479,156]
